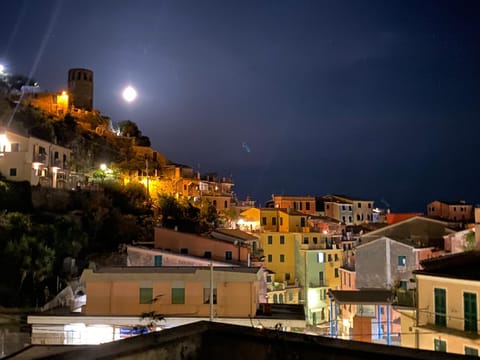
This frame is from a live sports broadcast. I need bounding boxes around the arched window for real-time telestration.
[273,294,278,303]
[279,294,284,304]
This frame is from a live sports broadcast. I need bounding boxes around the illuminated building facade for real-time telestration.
[0,127,71,188]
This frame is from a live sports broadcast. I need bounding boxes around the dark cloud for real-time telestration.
[1,0,479,211]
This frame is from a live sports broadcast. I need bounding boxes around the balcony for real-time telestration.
[309,281,328,288]
[33,153,47,164]
[394,288,415,308]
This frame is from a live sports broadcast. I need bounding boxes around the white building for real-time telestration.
[0,127,71,188]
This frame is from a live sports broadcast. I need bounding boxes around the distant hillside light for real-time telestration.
[122,86,137,102]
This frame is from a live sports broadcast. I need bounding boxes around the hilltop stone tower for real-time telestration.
[68,68,93,111]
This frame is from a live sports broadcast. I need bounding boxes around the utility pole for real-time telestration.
[210,261,214,321]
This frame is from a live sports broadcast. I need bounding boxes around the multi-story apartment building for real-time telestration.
[272,195,316,215]
[260,232,299,284]
[427,200,474,223]
[239,208,307,233]
[295,243,343,328]
[322,195,375,225]
[401,251,480,356]
[328,216,455,344]
[0,127,71,188]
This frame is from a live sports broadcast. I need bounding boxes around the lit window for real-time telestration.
[318,253,324,263]
[398,256,406,266]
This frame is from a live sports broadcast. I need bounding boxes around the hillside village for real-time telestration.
[1,68,480,358]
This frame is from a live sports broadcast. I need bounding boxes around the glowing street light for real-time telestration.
[122,86,137,102]
[0,64,4,74]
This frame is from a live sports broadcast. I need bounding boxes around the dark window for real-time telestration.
[368,203,372,208]
[398,256,407,266]
[306,202,310,211]
[9,168,16,176]
[434,339,446,352]
[279,235,285,244]
[224,200,228,209]
[280,254,285,262]
[465,347,479,356]
[358,203,361,208]
[301,217,306,227]
[279,217,283,226]
[328,254,332,262]
[154,255,162,266]
[356,214,360,221]
[313,237,318,244]
[225,251,232,260]
[204,288,217,304]
[268,254,272,262]
[334,254,339,261]
[267,235,273,245]
[272,217,277,226]
[262,217,267,225]
[334,268,339,278]
[434,288,446,326]
[303,237,308,244]
[285,273,291,281]
[171,288,185,304]
[212,200,217,208]
[139,288,153,304]
[464,292,477,332]
[204,251,212,259]
[180,248,188,255]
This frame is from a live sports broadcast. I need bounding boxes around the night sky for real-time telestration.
[1,0,479,212]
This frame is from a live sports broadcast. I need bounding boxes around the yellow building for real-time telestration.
[401,251,480,356]
[259,232,299,285]
[81,266,262,318]
[239,208,307,233]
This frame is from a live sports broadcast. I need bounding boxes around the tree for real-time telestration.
[119,120,141,138]
[465,230,476,251]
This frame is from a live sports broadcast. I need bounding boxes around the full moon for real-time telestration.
[122,86,137,102]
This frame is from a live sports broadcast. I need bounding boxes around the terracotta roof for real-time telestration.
[415,251,480,281]
[94,266,261,274]
[211,228,258,241]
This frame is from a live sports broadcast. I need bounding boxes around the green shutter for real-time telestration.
[434,339,446,352]
[464,292,478,332]
[139,288,153,304]
[465,347,479,356]
[172,288,185,304]
[154,255,162,266]
[434,288,446,326]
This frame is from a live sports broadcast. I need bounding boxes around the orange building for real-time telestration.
[81,266,262,318]
[154,227,254,265]
[427,200,474,222]
[272,195,316,215]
